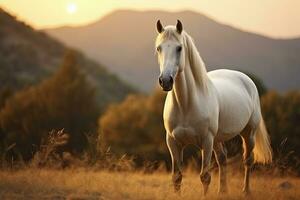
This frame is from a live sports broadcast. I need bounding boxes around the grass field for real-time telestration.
[0,168,299,200]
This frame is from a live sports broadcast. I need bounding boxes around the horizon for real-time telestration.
[0,0,300,39]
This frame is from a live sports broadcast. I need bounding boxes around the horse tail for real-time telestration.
[253,117,272,164]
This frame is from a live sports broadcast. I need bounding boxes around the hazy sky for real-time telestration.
[0,0,299,38]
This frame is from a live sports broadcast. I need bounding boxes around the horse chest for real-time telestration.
[165,111,209,145]
[171,126,197,144]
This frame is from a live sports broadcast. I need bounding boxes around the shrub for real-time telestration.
[0,51,99,160]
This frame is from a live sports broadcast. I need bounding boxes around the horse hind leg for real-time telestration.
[213,142,228,194]
[240,125,255,195]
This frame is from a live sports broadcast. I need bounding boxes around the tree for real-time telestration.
[261,91,300,156]
[0,51,99,160]
[99,90,167,162]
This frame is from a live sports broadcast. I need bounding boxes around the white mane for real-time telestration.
[183,31,208,92]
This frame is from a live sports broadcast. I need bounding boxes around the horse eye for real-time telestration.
[177,46,182,52]
[156,46,161,52]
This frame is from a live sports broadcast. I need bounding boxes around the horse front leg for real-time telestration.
[200,135,213,196]
[166,134,183,193]
[213,142,228,194]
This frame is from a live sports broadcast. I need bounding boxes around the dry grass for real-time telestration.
[0,169,299,200]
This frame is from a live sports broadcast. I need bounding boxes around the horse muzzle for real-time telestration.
[158,75,173,91]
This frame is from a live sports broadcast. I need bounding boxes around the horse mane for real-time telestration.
[183,31,208,92]
[156,26,208,92]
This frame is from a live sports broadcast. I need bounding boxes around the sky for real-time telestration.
[0,0,299,38]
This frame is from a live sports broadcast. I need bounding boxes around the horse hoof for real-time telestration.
[174,187,181,195]
[203,186,209,196]
[218,189,228,195]
[242,189,251,197]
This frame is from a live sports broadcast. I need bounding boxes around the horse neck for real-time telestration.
[171,33,209,112]
[172,67,194,112]
[184,33,208,90]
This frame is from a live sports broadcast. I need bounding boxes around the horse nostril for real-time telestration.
[159,77,163,86]
[170,76,173,85]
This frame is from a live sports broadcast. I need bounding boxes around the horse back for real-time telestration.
[208,69,260,138]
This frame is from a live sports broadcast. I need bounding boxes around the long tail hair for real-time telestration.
[253,118,272,164]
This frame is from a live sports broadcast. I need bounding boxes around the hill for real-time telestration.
[46,10,300,92]
[0,8,135,109]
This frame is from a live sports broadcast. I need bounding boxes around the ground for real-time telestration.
[0,169,299,200]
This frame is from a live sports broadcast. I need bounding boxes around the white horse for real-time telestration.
[155,20,272,195]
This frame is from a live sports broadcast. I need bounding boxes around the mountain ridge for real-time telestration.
[45,10,300,92]
[0,8,135,109]
[48,9,300,40]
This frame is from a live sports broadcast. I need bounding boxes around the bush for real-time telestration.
[0,52,99,160]
[261,91,300,158]
[100,86,300,172]
[99,90,167,163]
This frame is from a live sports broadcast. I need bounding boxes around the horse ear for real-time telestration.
[176,20,183,34]
[156,20,164,34]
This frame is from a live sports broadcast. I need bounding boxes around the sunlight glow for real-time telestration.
[67,2,77,14]
[0,0,299,38]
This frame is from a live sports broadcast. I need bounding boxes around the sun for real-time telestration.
[66,2,78,14]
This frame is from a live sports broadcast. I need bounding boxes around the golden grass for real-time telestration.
[0,169,299,200]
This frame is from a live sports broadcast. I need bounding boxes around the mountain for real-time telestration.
[45,10,300,92]
[0,8,135,109]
